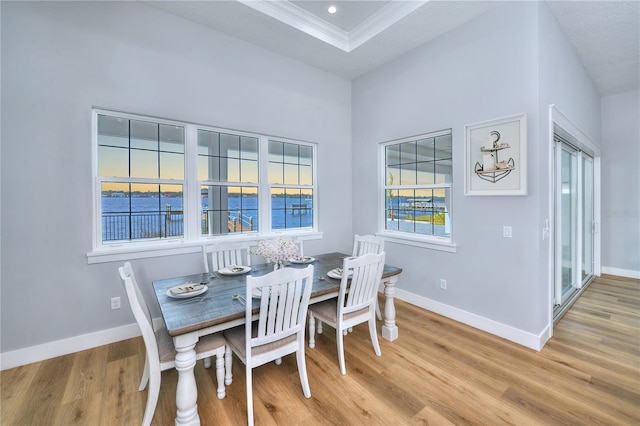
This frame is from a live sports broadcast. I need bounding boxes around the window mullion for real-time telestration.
[259,136,271,233]
[184,125,200,240]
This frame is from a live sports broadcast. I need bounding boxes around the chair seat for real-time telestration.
[223,323,297,359]
[309,299,369,323]
[156,326,227,364]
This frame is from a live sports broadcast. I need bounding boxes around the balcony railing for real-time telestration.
[201,210,254,235]
[103,208,257,242]
[102,207,184,242]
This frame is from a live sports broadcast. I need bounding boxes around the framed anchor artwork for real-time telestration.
[464,113,527,196]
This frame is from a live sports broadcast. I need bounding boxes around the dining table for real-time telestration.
[152,252,402,425]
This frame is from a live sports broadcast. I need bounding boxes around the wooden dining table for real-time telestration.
[152,252,402,425]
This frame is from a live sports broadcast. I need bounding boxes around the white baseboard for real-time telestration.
[392,288,549,351]
[4,289,553,370]
[601,266,640,279]
[0,320,162,371]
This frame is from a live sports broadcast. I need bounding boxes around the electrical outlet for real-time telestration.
[111,297,121,310]
[440,279,447,290]
[503,226,512,238]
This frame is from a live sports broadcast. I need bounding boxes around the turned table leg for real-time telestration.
[173,333,200,426]
[381,275,398,341]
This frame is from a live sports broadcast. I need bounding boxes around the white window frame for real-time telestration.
[266,138,317,234]
[88,109,321,264]
[196,126,262,239]
[377,129,456,253]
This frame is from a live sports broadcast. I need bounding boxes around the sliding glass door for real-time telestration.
[582,155,594,283]
[554,136,595,317]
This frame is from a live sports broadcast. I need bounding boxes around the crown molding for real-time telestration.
[239,0,349,51]
[238,0,427,53]
[349,1,427,51]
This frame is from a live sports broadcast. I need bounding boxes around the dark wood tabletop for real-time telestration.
[153,252,402,337]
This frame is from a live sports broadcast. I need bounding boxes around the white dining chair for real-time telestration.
[352,234,384,257]
[202,241,252,274]
[308,252,386,375]
[223,265,314,426]
[352,234,385,320]
[118,262,230,426]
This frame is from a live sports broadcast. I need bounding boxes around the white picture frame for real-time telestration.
[464,113,527,196]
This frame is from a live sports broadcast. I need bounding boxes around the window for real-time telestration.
[199,130,259,236]
[381,129,452,243]
[93,110,317,252]
[268,140,314,230]
[97,115,186,242]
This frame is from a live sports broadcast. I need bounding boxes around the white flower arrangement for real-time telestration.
[253,237,300,266]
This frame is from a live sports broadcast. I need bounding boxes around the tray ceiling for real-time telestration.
[146,0,639,96]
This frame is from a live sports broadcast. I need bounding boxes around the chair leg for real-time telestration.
[296,345,311,398]
[336,327,346,375]
[369,316,382,356]
[142,367,161,426]
[246,364,254,426]
[224,345,233,385]
[376,298,382,321]
[275,358,282,365]
[204,356,212,369]
[139,353,150,391]
[215,349,226,399]
[308,312,316,349]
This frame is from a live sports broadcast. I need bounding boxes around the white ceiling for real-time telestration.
[146,0,639,97]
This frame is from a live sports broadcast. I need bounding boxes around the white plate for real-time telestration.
[327,268,353,279]
[290,256,315,264]
[218,265,252,275]
[166,284,208,299]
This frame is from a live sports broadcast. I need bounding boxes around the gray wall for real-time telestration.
[1,1,352,353]
[601,90,640,274]
[537,3,602,141]
[351,2,601,336]
[536,1,603,296]
[0,0,622,359]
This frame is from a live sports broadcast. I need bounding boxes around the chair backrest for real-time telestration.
[118,262,160,363]
[338,252,385,318]
[245,265,314,365]
[352,234,384,257]
[202,241,252,273]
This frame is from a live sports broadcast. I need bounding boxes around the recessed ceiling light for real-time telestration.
[327,5,337,14]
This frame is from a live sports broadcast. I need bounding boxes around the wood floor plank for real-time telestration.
[384,361,526,425]
[53,392,103,425]
[61,345,109,405]
[1,274,638,425]
[100,355,145,425]
[0,364,40,425]
[8,355,74,425]
[410,405,458,425]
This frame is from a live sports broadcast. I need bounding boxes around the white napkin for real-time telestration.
[170,283,204,295]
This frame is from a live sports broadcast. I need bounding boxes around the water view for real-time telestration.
[101,194,314,242]
[101,194,449,242]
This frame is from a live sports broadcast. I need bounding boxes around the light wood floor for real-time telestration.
[2,274,638,425]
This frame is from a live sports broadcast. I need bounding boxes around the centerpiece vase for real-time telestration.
[273,261,284,271]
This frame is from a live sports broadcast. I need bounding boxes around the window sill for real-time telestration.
[376,232,456,253]
[87,231,323,264]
